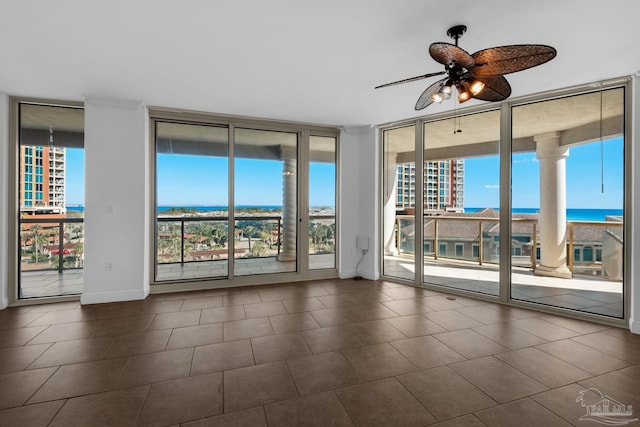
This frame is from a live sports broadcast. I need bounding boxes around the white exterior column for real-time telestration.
[383,152,399,255]
[535,132,572,279]
[277,146,296,262]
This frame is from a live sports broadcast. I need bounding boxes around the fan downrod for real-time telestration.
[446,25,467,46]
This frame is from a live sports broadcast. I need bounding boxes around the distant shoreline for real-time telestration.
[466,207,623,221]
[65,205,622,221]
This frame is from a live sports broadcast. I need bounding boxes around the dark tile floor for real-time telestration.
[1,278,639,426]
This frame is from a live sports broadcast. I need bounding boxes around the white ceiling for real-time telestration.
[2,0,639,127]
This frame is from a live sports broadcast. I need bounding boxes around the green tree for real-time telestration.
[244,225,258,252]
[250,241,269,257]
[211,222,228,248]
[28,224,50,263]
[73,242,84,268]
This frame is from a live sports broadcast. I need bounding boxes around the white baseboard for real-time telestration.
[339,268,378,281]
[81,288,149,305]
[630,318,640,335]
[339,269,357,279]
[358,268,379,281]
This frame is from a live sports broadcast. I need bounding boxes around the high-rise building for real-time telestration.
[19,145,66,215]
[397,159,464,212]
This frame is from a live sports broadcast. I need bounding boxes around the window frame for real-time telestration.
[377,76,632,327]
[148,108,340,292]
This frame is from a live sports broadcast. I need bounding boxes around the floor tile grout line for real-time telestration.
[393,367,482,424]
[22,364,61,407]
[132,383,152,427]
[528,384,590,427]
[331,388,359,427]
[533,340,630,376]
[492,347,595,389]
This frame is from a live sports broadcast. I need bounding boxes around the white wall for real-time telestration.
[338,126,378,280]
[81,98,150,305]
[0,94,8,309]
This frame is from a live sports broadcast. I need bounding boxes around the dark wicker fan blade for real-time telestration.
[470,74,512,101]
[471,45,556,76]
[374,71,446,89]
[429,43,475,68]
[415,78,446,110]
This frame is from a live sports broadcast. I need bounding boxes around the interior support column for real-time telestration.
[535,131,572,279]
[383,152,399,255]
[277,146,297,262]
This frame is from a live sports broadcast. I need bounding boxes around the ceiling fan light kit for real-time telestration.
[375,25,557,110]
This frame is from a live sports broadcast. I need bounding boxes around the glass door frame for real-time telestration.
[8,97,85,306]
[149,109,339,292]
[378,77,632,327]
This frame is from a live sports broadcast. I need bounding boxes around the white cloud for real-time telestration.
[484,184,500,189]
[513,156,538,164]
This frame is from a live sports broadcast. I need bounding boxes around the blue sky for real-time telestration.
[154,155,336,206]
[64,137,622,209]
[463,136,624,209]
[65,148,85,205]
[66,151,335,207]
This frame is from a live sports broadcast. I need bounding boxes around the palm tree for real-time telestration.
[211,222,228,248]
[250,241,270,257]
[20,228,31,258]
[29,224,43,263]
[310,222,330,253]
[244,225,259,252]
[73,242,84,268]
[169,223,182,260]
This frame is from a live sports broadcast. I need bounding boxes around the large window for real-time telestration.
[234,128,298,276]
[382,125,415,281]
[423,110,500,296]
[152,113,338,285]
[309,135,337,270]
[155,122,229,281]
[17,102,84,298]
[380,81,628,321]
[511,88,625,318]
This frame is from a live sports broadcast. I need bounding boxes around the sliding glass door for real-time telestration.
[380,81,628,321]
[153,114,338,285]
[234,128,298,276]
[422,110,500,296]
[18,102,85,299]
[155,121,229,281]
[309,135,337,270]
[382,125,415,281]
[511,88,625,318]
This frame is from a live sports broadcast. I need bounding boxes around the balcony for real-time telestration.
[156,214,335,281]
[385,214,623,317]
[19,217,85,298]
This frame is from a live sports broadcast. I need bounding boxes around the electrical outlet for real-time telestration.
[356,235,369,251]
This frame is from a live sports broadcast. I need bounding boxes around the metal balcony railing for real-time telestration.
[156,214,336,266]
[20,217,84,273]
[20,213,337,273]
[393,215,623,279]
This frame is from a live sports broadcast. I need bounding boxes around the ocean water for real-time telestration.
[66,205,281,212]
[465,207,623,221]
[66,205,335,213]
[67,205,622,221]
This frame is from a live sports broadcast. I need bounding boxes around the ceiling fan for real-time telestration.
[375,25,557,110]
